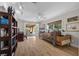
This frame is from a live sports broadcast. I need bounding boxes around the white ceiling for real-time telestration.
[0,2,79,22]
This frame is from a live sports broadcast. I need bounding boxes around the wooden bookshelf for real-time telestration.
[0,10,17,56]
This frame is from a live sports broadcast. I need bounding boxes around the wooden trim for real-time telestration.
[0,12,9,16]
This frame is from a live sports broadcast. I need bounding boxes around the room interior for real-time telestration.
[0,2,79,56]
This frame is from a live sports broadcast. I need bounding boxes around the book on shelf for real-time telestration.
[1,41,4,49]
[0,41,9,50]
[1,28,9,37]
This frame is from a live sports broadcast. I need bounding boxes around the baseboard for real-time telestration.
[70,44,78,48]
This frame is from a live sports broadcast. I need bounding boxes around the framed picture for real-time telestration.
[66,16,79,32]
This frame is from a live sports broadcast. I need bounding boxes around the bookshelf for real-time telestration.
[0,10,17,56]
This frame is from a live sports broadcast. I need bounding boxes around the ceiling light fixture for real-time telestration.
[19,6,22,10]
[3,3,8,11]
[16,3,23,15]
[19,2,23,10]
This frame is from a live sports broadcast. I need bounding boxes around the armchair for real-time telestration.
[56,35,71,46]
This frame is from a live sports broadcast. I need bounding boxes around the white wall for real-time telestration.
[0,6,6,12]
[18,20,25,32]
[41,8,79,48]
